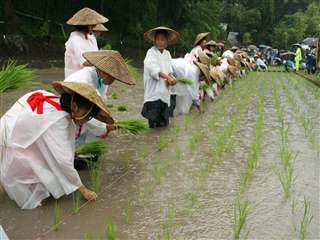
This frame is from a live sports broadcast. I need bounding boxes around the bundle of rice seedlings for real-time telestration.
[210,54,220,66]
[199,83,211,90]
[76,140,108,158]
[116,119,148,135]
[0,60,34,93]
[117,105,128,112]
[124,58,139,79]
[176,77,193,85]
[111,92,118,99]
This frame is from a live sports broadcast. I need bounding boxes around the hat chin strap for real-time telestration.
[70,93,94,121]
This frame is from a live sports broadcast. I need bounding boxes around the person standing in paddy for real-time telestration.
[64,7,108,78]
[185,32,211,64]
[141,26,180,128]
[0,82,114,209]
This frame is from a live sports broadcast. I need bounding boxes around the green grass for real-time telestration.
[0,60,34,93]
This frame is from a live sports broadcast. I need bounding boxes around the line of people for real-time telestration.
[142,27,256,128]
[0,7,256,209]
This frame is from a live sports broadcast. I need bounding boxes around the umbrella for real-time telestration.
[259,44,267,48]
[247,45,259,51]
[302,37,318,47]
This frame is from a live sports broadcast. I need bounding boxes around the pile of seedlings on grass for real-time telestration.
[0,60,34,93]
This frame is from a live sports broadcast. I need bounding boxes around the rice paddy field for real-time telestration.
[0,68,319,239]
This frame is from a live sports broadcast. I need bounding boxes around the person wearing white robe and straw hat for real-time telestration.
[64,7,108,78]
[64,50,136,144]
[142,26,179,128]
[0,82,114,209]
[185,32,211,64]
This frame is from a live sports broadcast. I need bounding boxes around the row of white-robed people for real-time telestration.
[0,7,253,209]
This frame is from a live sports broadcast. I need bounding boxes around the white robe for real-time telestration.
[64,67,108,145]
[64,31,99,78]
[0,90,81,209]
[143,46,173,106]
[170,58,200,115]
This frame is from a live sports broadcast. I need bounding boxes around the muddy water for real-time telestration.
[0,70,319,239]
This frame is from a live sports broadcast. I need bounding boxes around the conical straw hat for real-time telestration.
[93,23,108,32]
[194,32,210,46]
[67,7,108,26]
[194,61,211,84]
[198,51,210,66]
[83,50,136,85]
[210,69,222,87]
[227,65,238,76]
[205,40,217,46]
[52,81,114,124]
[144,26,180,45]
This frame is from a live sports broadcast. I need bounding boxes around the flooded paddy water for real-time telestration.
[0,69,319,239]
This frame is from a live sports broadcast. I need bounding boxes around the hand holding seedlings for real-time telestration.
[79,185,97,201]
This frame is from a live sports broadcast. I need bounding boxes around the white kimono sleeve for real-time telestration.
[144,50,161,80]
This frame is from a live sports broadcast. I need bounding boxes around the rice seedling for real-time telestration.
[176,77,193,85]
[299,197,313,240]
[111,92,118,100]
[116,119,148,135]
[106,103,114,108]
[53,200,62,231]
[199,83,211,90]
[117,105,128,112]
[0,60,34,93]
[158,134,170,151]
[86,157,104,193]
[123,199,134,224]
[186,191,198,209]
[76,140,108,158]
[152,160,166,184]
[175,145,181,161]
[210,53,220,66]
[162,206,176,240]
[188,135,198,153]
[105,222,116,240]
[72,190,81,214]
[124,58,139,79]
[276,162,295,199]
[43,84,55,93]
[233,198,249,240]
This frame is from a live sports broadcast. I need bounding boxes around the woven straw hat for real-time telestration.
[93,23,108,32]
[210,69,222,87]
[194,61,211,84]
[83,50,136,85]
[198,51,210,66]
[144,26,180,45]
[194,32,210,46]
[67,7,108,26]
[205,40,217,47]
[227,65,238,76]
[52,81,114,124]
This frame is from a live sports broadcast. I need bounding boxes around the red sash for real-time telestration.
[27,92,62,114]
